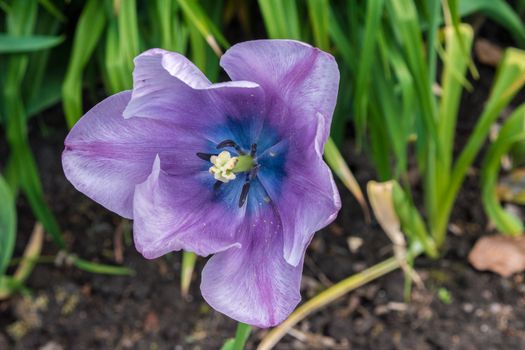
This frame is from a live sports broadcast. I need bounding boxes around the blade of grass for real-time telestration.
[353,0,385,147]
[481,104,525,235]
[72,257,135,276]
[368,104,394,180]
[0,222,44,299]
[307,0,329,50]
[62,0,107,128]
[0,174,16,277]
[425,0,441,86]
[390,51,416,176]
[188,18,207,72]
[27,71,62,117]
[372,55,412,177]
[281,0,300,40]
[156,0,174,50]
[387,0,441,239]
[436,48,525,245]
[437,24,474,186]
[0,33,64,53]
[104,19,128,94]
[459,0,525,45]
[13,222,44,282]
[4,0,65,248]
[14,143,65,248]
[25,11,61,114]
[387,0,437,137]
[258,0,287,39]
[38,0,66,22]
[178,0,227,56]
[116,0,139,89]
[392,182,438,258]
[181,251,197,298]
[257,253,417,350]
[328,8,354,73]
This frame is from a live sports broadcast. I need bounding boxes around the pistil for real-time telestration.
[197,140,259,207]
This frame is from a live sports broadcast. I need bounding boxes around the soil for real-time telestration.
[2,19,525,350]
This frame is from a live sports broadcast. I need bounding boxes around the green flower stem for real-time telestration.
[221,322,252,350]
[232,323,251,350]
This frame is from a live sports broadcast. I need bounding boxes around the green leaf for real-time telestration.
[180,251,196,297]
[481,104,525,235]
[392,181,438,258]
[354,0,385,146]
[459,0,525,45]
[15,143,65,248]
[0,175,16,277]
[178,0,229,55]
[425,0,441,85]
[437,24,474,188]
[328,8,354,71]
[103,19,129,94]
[62,0,107,128]
[258,0,300,40]
[23,13,61,107]
[72,257,135,276]
[26,73,62,117]
[3,0,65,249]
[116,0,139,88]
[0,33,64,53]
[0,222,44,299]
[155,0,175,50]
[437,48,525,245]
[12,223,44,283]
[307,0,329,50]
[38,0,66,22]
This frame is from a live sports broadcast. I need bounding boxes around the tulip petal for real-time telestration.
[200,205,302,328]
[220,39,339,145]
[133,156,244,259]
[258,116,341,266]
[63,91,184,218]
[124,48,261,128]
[64,68,266,220]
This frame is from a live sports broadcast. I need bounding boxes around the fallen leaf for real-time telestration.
[367,181,423,288]
[475,39,503,67]
[469,235,525,277]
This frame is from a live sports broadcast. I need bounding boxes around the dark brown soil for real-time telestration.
[2,21,525,350]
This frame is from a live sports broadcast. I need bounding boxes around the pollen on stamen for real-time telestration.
[209,151,238,183]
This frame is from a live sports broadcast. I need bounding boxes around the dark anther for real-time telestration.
[239,182,250,208]
[238,166,260,208]
[216,139,245,155]
[196,152,216,161]
[213,181,223,191]
[250,143,257,157]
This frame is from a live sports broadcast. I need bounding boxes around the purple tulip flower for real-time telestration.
[62,40,341,327]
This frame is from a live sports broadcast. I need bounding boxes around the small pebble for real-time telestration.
[463,303,474,313]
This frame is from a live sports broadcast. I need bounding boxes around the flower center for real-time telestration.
[196,139,259,208]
